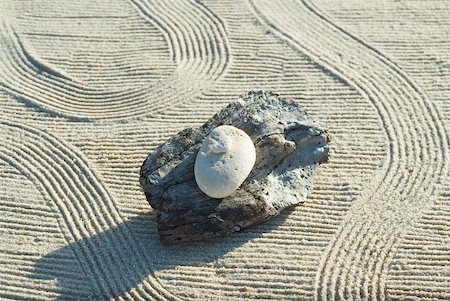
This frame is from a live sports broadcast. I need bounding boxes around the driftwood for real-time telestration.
[140,91,329,244]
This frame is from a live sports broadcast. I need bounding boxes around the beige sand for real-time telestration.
[0,0,449,300]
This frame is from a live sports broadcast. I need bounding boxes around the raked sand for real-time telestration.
[0,0,449,300]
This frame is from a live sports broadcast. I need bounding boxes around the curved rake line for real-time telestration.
[300,1,448,300]
[1,0,230,120]
[0,121,180,300]
[248,1,447,300]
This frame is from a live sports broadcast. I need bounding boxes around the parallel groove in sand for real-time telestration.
[250,0,448,300]
[0,121,177,300]
[318,2,450,299]
[0,0,448,300]
[147,0,384,298]
[0,0,229,119]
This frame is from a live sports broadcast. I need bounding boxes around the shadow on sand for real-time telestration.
[31,209,292,300]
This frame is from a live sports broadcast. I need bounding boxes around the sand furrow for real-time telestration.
[0,121,179,300]
[298,4,448,299]
[306,2,447,300]
[0,0,229,119]
[0,141,130,299]
[1,0,448,299]
[137,2,386,296]
[249,0,448,300]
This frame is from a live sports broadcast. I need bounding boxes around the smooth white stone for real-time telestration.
[194,125,256,198]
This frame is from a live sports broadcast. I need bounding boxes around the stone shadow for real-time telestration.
[31,209,292,300]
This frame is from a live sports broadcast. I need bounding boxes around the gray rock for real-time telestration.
[140,91,330,244]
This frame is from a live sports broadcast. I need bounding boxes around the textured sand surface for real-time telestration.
[0,0,449,300]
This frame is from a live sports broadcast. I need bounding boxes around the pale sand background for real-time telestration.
[0,0,449,300]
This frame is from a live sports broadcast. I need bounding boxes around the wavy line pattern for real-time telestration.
[1,0,449,300]
[0,120,179,300]
[249,0,448,300]
[0,0,229,119]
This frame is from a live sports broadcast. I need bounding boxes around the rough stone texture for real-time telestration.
[2,1,450,299]
[140,91,329,244]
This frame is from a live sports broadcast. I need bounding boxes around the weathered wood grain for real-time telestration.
[140,91,329,244]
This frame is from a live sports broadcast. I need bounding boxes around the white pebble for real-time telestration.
[194,125,256,198]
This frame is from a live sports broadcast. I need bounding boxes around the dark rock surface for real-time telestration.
[140,91,329,244]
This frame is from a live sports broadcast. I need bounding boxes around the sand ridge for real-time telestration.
[0,0,449,300]
[250,0,448,299]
